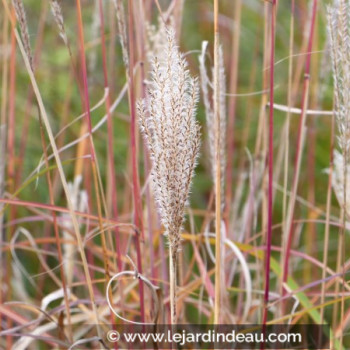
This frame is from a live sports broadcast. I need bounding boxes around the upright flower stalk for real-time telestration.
[137,29,201,324]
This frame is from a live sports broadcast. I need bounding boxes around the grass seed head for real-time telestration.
[138,28,201,254]
[50,0,68,46]
[12,0,33,71]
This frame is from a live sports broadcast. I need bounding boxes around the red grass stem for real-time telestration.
[97,0,122,272]
[262,0,277,330]
[127,0,145,323]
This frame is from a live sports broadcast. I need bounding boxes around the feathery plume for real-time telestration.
[145,16,175,63]
[327,0,350,156]
[327,1,350,327]
[328,1,350,214]
[112,0,129,69]
[199,41,226,208]
[332,151,350,217]
[137,28,201,323]
[61,176,88,288]
[12,0,33,71]
[50,0,68,46]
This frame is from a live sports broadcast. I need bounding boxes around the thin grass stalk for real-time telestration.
[113,0,129,70]
[15,1,47,190]
[98,0,122,272]
[213,0,222,325]
[137,28,200,325]
[305,11,319,286]
[50,0,84,100]
[282,0,317,302]
[50,0,68,46]
[143,124,157,281]
[16,1,73,336]
[108,1,117,98]
[175,0,184,35]
[76,0,114,293]
[57,71,74,164]
[0,6,9,130]
[333,207,345,342]
[0,198,123,229]
[320,109,335,327]
[154,0,166,24]
[233,40,259,319]
[127,0,145,322]
[11,0,32,70]
[122,154,132,215]
[7,9,16,210]
[51,0,97,189]
[256,6,270,308]
[36,110,73,341]
[0,10,9,337]
[160,223,169,298]
[262,0,277,329]
[5,9,16,346]
[78,6,121,320]
[51,0,112,286]
[1,0,102,337]
[254,2,269,158]
[15,0,60,302]
[333,161,346,340]
[135,0,157,281]
[290,4,311,103]
[0,14,9,317]
[88,0,100,76]
[340,155,347,337]
[169,244,177,325]
[280,0,294,300]
[97,0,124,329]
[225,0,241,223]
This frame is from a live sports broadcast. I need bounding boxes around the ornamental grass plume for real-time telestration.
[145,16,175,63]
[199,41,226,209]
[112,0,129,70]
[50,0,68,46]
[328,1,350,215]
[137,28,201,324]
[328,0,350,158]
[327,0,350,328]
[12,0,33,71]
[61,176,88,289]
[332,150,350,216]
